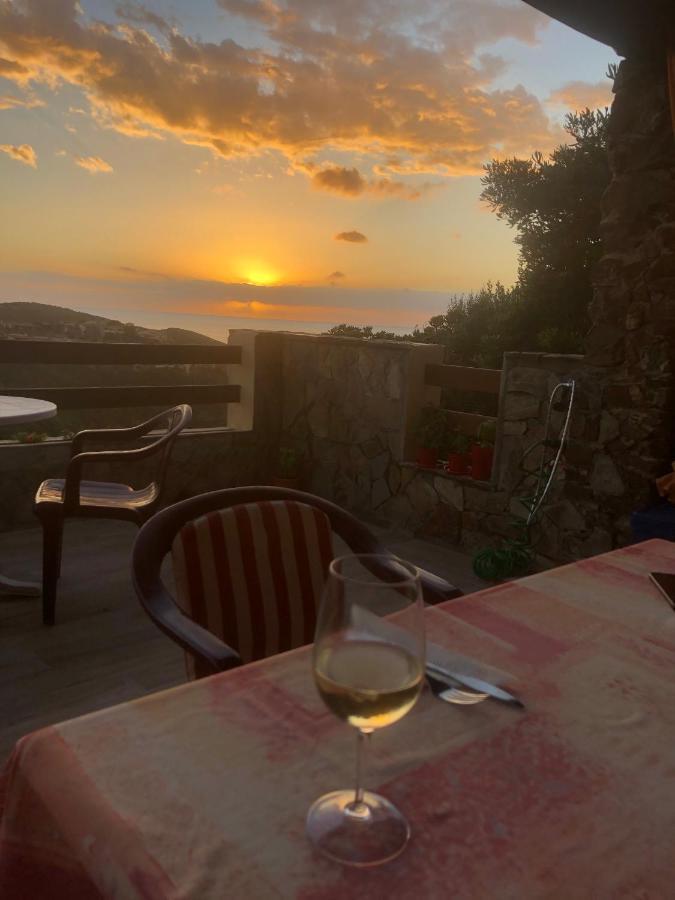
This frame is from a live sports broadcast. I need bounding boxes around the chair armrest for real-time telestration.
[143,582,242,675]
[418,567,463,605]
[70,421,160,457]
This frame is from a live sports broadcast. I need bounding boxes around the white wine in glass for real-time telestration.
[307,554,425,867]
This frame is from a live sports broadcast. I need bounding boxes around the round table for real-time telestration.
[0,395,57,596]
[0,395,57,427]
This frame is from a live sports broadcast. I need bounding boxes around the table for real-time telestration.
[2,539,675,898]
[0,395,57,596]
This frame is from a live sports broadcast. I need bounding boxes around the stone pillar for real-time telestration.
[585,57,675,528]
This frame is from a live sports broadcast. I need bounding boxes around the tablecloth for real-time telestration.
[2,538,675,898]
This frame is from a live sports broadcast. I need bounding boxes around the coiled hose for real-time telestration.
[472,380,575,580]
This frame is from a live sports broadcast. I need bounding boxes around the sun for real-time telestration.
[240,261,280,286]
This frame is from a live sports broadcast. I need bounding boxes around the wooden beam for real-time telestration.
[0,340,242,366]
[443,409,496,437]
[0,385,241,409]
[425,363,501,394]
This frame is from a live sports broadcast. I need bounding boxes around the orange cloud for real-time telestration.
[312,167,365,196]
[74,155,113,174]
[0,92,43,109]
[335,231,367,244]
[311,165,442,200]
[0,143,36,167]
[0,0,555,182]
[547,80,613,111]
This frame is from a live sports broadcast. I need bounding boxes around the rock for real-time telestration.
[598,411,620,444]
[543,501,586,532]
[507,367,551,395]
[369,451,390,482]
[386,361,402,400]
[503,392,541,420]
[405,475,437,519]
[434,476,464,510]
[360,436,383,459]
[502,420,527,436]
[590,455,625,496]
[387,462,401,495]
[371,477,390,508]
[463,485,508,514]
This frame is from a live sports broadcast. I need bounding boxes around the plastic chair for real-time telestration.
[35,404,192,625]
[132,486,463,679]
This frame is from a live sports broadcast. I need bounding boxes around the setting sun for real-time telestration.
[240,263,281,287]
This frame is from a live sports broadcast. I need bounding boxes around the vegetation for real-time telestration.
[327,106,611,368]
[414,405,450,451]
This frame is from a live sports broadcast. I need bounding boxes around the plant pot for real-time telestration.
[470,445,494,481]
[446,452,469,475]
[271,476,301,490]
[416,446,439,468]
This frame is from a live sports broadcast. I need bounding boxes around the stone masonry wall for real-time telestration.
[585,57,675,514]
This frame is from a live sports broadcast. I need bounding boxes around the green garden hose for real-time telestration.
[472,379,575,581]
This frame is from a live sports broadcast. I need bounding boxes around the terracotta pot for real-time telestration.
[470,445,494,481]
[416,446,439,468]
[446,452,469,475]
[271,476,301,490]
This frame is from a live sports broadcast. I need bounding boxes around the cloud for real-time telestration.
[547,80,613,111]
[335,231,367,244]
[312,166,366,196]
[0,268,454,327]
[115,2,173,35]
[0,92,43,109]
[74,155,113,174]
[0,0,554,183]
[0,143,37,167]
[311,165,442,201]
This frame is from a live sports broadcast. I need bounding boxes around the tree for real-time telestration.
[480,107,610,350]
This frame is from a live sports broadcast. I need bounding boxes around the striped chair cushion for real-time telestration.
[171,500,334,677]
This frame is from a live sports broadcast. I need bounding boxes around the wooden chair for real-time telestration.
[35,404,192,625]
[132,486,463,679]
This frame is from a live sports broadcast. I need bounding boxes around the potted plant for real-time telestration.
[272,447,303,489]
[470,420,496,481]
[447,430,470,475]
[414,406,448,469]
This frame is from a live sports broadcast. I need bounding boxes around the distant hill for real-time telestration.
[0,302,222,345]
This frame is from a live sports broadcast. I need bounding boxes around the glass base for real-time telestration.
[306,789,410,867]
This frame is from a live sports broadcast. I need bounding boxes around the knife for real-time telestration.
[426,661,524,709]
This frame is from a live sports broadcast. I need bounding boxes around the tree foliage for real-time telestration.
[327,105,611,366]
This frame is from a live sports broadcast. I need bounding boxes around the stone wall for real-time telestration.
[585,57,675,516]
[281,333,441,512]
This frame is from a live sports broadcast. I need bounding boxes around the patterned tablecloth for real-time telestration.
[3,539,675,899]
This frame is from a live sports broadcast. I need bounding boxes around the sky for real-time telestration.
[0,0,618,331]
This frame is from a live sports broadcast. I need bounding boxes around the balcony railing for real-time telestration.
[0,340,241,414]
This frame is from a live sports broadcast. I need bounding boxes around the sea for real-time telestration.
[75,306,417,343]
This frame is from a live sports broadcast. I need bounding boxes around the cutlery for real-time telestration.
[426,662,524,709]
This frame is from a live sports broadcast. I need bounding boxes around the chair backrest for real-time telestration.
[149,405,192,503]
[171,499,334,675]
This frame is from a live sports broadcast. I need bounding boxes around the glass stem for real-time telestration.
[353,729,370,809]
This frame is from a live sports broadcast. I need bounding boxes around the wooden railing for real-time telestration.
[424,362,501,435]
[0,340,241,411]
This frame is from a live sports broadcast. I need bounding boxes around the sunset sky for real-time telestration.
[0,0,617,331]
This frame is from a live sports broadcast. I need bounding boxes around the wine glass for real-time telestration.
[306,554,425,867]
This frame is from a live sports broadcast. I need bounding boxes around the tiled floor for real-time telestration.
[0,519,488,763]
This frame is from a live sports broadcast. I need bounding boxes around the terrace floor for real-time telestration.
[0,519,488,764]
